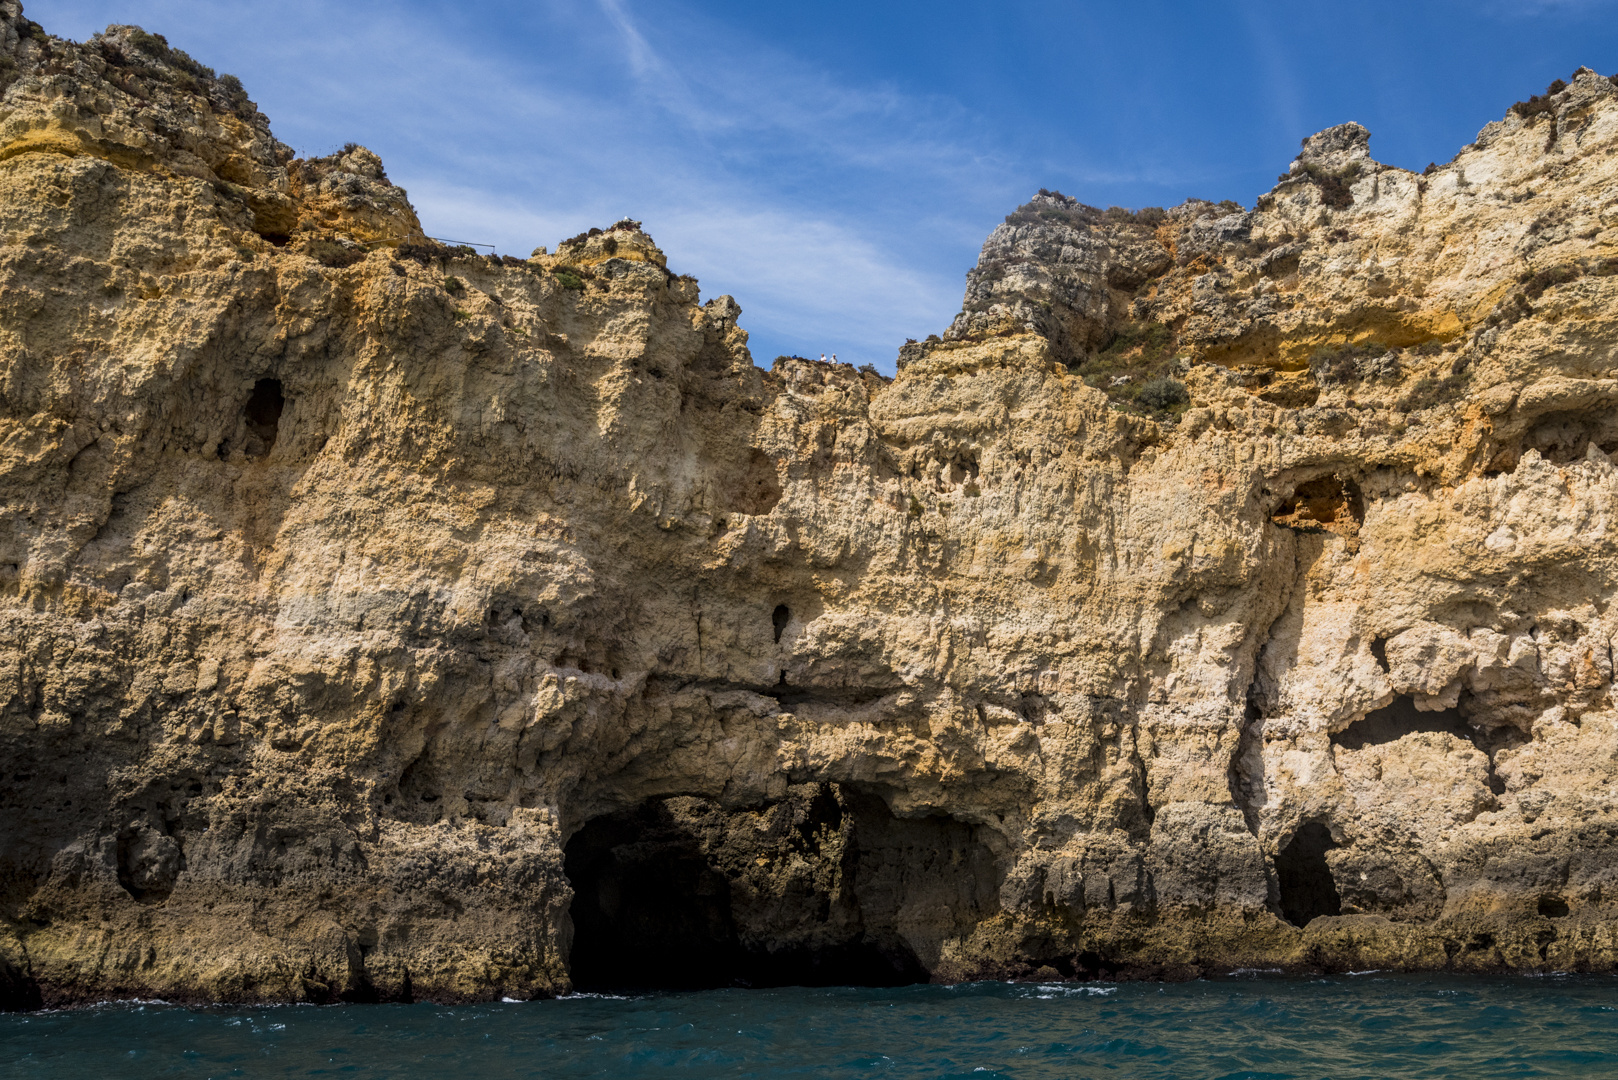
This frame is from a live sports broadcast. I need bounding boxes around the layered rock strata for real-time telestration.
[4,3,1618,1005]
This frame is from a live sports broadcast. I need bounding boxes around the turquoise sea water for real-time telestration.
[4,974,1617,1079]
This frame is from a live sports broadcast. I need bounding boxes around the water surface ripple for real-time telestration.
[4,973,1617,1079]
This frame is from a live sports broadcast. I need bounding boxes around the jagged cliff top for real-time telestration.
[5,0,1613,409]
[911,68,1618,459]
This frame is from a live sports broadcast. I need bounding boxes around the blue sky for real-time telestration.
[31,0,1618,372]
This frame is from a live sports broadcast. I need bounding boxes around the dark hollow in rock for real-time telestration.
[243,377,285,458]
[564,784,996,991]
[1271,475,1363,532]
[1276,821,1341,927]
[1331,696,1471,751]
[772,604,790,643]
[114,823,181,903]
[1539,895,1571,919]
[1525,410,1618,465]
[0,955,42,1013]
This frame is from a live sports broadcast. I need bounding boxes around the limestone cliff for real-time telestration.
[4,2,1618,1006]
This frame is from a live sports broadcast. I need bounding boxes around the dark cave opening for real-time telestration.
[772,604,791,643]
[1332,694,1517,796]
[1538,895,1570,919]
[564,804,743,991]
[243,378,285,457]
[1275,821,1341,927]
[563,786,988,992]
[1330,696,1471,751]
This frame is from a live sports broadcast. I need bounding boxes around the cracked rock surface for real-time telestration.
[3,2,1618,1005]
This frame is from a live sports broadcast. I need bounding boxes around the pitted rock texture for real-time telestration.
[4,2,1618,1005]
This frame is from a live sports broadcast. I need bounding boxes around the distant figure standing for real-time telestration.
[831,353,838,363]
[820,353,827,362]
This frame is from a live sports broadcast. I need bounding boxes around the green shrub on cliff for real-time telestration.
[127,28,216,81]
[1136,376,1190,413]
[1073,321,1190,419]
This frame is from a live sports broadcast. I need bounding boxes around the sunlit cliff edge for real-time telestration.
[4,0,1618,1006]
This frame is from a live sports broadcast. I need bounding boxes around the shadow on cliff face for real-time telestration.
[563,784,996,991]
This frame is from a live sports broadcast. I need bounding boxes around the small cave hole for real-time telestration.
[1525,411,1609,465]
[1276,821,1341,927]
[1271,475,1364,534]
[1331,696,1471,751]
[243,378,285,458]
[1369,637,1389,672]
[772,604,791,643]
[1538,895,1570,919]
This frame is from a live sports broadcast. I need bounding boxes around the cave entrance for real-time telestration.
[564,786,981,992]
[1276,821,1341,927]
[564,802,743,991]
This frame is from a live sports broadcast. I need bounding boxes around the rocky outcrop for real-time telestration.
[4,2,1618,1006]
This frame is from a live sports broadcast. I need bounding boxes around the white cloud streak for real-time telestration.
[28,0,1148,368]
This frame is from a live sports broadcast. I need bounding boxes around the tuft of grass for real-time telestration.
[215,73,252,116]
[907,494,924,519]
[554,270,586,291]
[127,28,216,81]
[453,309,471,323]
[443,275,465,294]
[397,242,475,265]
[1010,193,1169,232]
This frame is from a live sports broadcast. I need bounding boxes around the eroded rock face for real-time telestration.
[3,2,1618,1005]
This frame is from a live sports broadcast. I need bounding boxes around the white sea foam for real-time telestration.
[1032,984,1116,999]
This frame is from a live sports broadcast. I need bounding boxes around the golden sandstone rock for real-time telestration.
[3,1,1618,1005]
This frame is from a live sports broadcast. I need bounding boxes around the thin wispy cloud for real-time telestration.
[37,0,1007,367]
